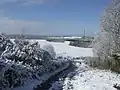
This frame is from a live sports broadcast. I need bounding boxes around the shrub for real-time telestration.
[0,57,65,89]
[0,59,32,89]
[0,35,66,89]
[1,39,53,66]
[85,55,120,73]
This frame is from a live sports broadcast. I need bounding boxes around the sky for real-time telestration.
[0,0,110,36]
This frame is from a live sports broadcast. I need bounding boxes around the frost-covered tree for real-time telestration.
[93,31,113,60]
[101,0,120,53]
[94,0,120,58]
[93,0,120,71]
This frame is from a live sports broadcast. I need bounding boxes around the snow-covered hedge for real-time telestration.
[1,39,53,66]
[93,0,120,72]
[0,35,68,89]
[0,58,66,89]
[0,59,32,89]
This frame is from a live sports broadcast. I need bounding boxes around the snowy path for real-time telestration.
[35,61,77,90]
[13,62,70,90]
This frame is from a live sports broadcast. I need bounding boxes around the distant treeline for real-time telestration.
[6,34,93,40]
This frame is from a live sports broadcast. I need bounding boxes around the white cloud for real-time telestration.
[0,0,47,5]
[0,16,48,35]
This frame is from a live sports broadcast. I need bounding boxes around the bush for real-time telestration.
[0,59,32,89]
[85,55,120,73]
[1,39,53,66]
[0,35,66,89]
[109,53,120,73]
[0,58,65,89]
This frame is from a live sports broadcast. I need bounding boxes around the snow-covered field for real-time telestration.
[47,36,82,39]
[30,39,93,57]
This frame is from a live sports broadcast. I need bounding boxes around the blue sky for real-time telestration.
[0,0,110,36]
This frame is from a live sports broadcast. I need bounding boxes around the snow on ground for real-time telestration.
[49,61,120,90]
[63,69,120,90]
[62,61,120,90]
[30,39,93,57]
[47,36,82,39]
[11,39,120,90]
[27,40,120,90]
